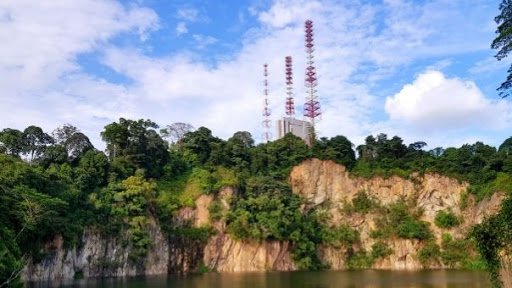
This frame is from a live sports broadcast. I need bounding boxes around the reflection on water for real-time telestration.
[28,270,491,288]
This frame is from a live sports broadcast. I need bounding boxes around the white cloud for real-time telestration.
[0,0,505,150]
[176,21,188,36]
[258,0,323,28]
[385,70,511,130]
[0,0,158,145]
[177,8,199,22]
[97,0,502,146]
[469,56,509,74]
[192,34,218,49]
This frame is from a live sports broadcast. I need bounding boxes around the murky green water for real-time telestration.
[28,270,491,288]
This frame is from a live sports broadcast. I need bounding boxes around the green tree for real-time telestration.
[0,128,24,157]
[36,145,68,168]
[89,175,156,261]
[75,150,109,193]
[251,133,311,178]
[180,127,222,165]
[492,0,512,97]
[224,131,254,171]
[313,135,356,168]
[101,118,169,178]
[21,126,53,162]
[53,124,93,162]
[499,136,512,155]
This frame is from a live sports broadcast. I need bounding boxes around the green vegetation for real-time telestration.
[321,224,359,248]
[418,241,441,266]
[208,200,223,222]
[371,241,393,259]
[435,210,461,229]
[440,234,473,268]
[3,118,512,285]
[492,0,512,97]
[472,196,512,287]
[371,200,433,241]
[417,234,484,270]
[347,242,393,269]
[341,191,381,215]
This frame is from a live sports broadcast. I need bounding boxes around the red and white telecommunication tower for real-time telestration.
[285,56,295,117]
[262,63,272,142]
[303,20,321,132]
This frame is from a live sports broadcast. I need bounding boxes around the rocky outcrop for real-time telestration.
[290,159,504,270]
[23,159,505,281]
[23,216,168,281]
[290,159,468,219]
[204,234,295,272]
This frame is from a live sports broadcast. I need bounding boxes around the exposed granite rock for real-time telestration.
[290,159,504,270]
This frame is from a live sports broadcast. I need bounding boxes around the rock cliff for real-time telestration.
[290,159,504,270]
[23,159,504,281]
[23,216,169,281]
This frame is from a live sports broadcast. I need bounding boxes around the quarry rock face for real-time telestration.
[23,159,504,281]
[290,159,503,270]
[23,216,169,281]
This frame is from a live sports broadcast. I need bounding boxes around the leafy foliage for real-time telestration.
[101,118,169,178]
[418,241,441,266]
[321,224,359,248]
[208,200,223,222]
[351,191,380,213]
[90,175,156,262]
[226,178,302,240]
[371,241,393,259]
[369,200,433,241]
[347,242,393,269]
[312,135,356,168]
[492,0,512,97]
[440,233,474,268]
[472,196,512,287]
[435,210,461,229]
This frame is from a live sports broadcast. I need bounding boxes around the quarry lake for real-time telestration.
[29,270,491,288]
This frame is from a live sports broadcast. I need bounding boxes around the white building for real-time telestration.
[276,117,312,145]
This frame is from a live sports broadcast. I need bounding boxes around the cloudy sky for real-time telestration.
[0,0,510,150]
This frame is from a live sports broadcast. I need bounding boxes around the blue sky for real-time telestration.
[0,0,510,150]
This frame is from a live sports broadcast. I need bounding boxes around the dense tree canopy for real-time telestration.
[53,124,93,162]
[101,118,169,178]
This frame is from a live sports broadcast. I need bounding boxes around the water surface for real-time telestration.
[30,270,491,288]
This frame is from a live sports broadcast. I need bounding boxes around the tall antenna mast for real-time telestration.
[262,63,272,142]
[285,56,295,117]
[303,20,321,134]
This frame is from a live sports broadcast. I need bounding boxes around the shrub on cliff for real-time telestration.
[435,210,460,229]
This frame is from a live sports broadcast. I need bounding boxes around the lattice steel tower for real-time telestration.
[262,63,272,142]
[303,20,321,134]
[285,56,295,117]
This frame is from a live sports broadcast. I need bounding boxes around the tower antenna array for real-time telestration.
[285,56,295,117]
[303,20,321,132]
[262,63,272,142]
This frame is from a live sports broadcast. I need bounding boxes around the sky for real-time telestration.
[0,0,511,150]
